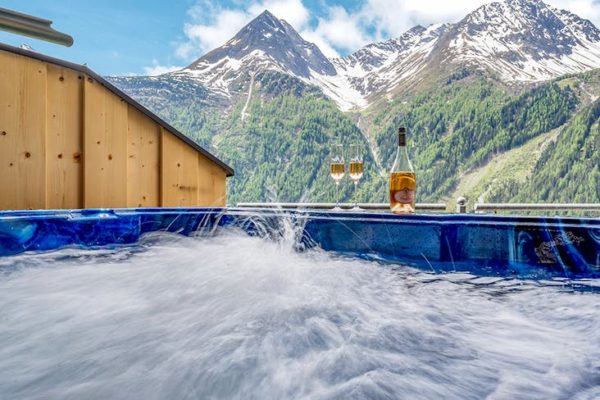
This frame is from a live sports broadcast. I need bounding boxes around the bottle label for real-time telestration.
[389,172,416,205]
[391,188,415,204]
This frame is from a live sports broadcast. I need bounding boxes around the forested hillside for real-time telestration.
[216,73,375,203]
[365,70,579,202]
[110,68,599,206]
[111,72,374,204]
[508,99,600,203]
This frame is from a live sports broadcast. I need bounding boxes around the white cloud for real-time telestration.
[177,8,248,59]
[308,6,372,54]
[173,0,600,62]
[143,59,182,76]
[300,29,341,58]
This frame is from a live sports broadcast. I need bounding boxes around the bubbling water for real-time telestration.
[0,230,599,400]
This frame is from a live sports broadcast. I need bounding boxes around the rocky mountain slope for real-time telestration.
[142,0,600,111]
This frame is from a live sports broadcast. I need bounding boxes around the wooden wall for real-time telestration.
[0,50,228,210]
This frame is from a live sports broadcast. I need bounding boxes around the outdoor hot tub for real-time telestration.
[1,208,598,280]
[0,208,599,399]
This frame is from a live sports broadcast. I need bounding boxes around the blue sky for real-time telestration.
[2,0,600,76]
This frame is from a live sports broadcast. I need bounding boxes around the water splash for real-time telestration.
[233,187,316,252]
[228,208,311,253]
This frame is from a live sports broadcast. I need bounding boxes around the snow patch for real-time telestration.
[309,72,368,112]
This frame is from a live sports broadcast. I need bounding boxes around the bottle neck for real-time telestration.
[392,136,413,172]
[398,133,406,147]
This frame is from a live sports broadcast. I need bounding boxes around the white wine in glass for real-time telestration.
[330,162,345,182]
[330,143,345,210]
[349,144,364,210]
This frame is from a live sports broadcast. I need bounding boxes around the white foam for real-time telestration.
[0,231,598,399]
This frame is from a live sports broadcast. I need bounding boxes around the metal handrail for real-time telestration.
[235,202,600,213]
[474,203,600,212]
[236,202,447,211]
[0,7,73,46]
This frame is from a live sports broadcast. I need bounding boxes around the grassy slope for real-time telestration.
[448,127,561,207]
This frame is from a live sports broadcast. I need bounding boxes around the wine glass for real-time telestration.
[329,143,345,211]
[348,143,364,211]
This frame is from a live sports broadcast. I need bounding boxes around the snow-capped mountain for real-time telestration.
[447,0,600,82]
[169,0,600,111]
[331,23,451,104]
[173,11,335,97]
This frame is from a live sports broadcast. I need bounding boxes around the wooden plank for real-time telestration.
[0,51,47,210]
[46,65,83,209]
[0,51,18,210]
[212,164,227,207]
[198,153,227,206]
[161,129,199,206]
[127,106,160,207]
[83,77,127,208]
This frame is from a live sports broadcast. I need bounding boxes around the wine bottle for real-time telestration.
[389,127,416,214]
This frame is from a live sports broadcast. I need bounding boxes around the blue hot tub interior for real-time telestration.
[0,208,598,280]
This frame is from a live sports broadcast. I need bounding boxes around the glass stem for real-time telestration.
[353,181,358,208]
[335,181,340,208]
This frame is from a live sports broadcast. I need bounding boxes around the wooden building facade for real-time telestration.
[0,44,233,211]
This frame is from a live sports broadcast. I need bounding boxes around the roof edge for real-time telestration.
[0,42,234,177]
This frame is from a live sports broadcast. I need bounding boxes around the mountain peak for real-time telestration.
[460,0,600,47]
[505,0,544,6]
[181,9,335,94]
[449,0,600,81]
[251,9,286,31]
[257,9,276,19]
[255,9,284,25]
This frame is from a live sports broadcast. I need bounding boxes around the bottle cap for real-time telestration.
[398,127,406,133]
